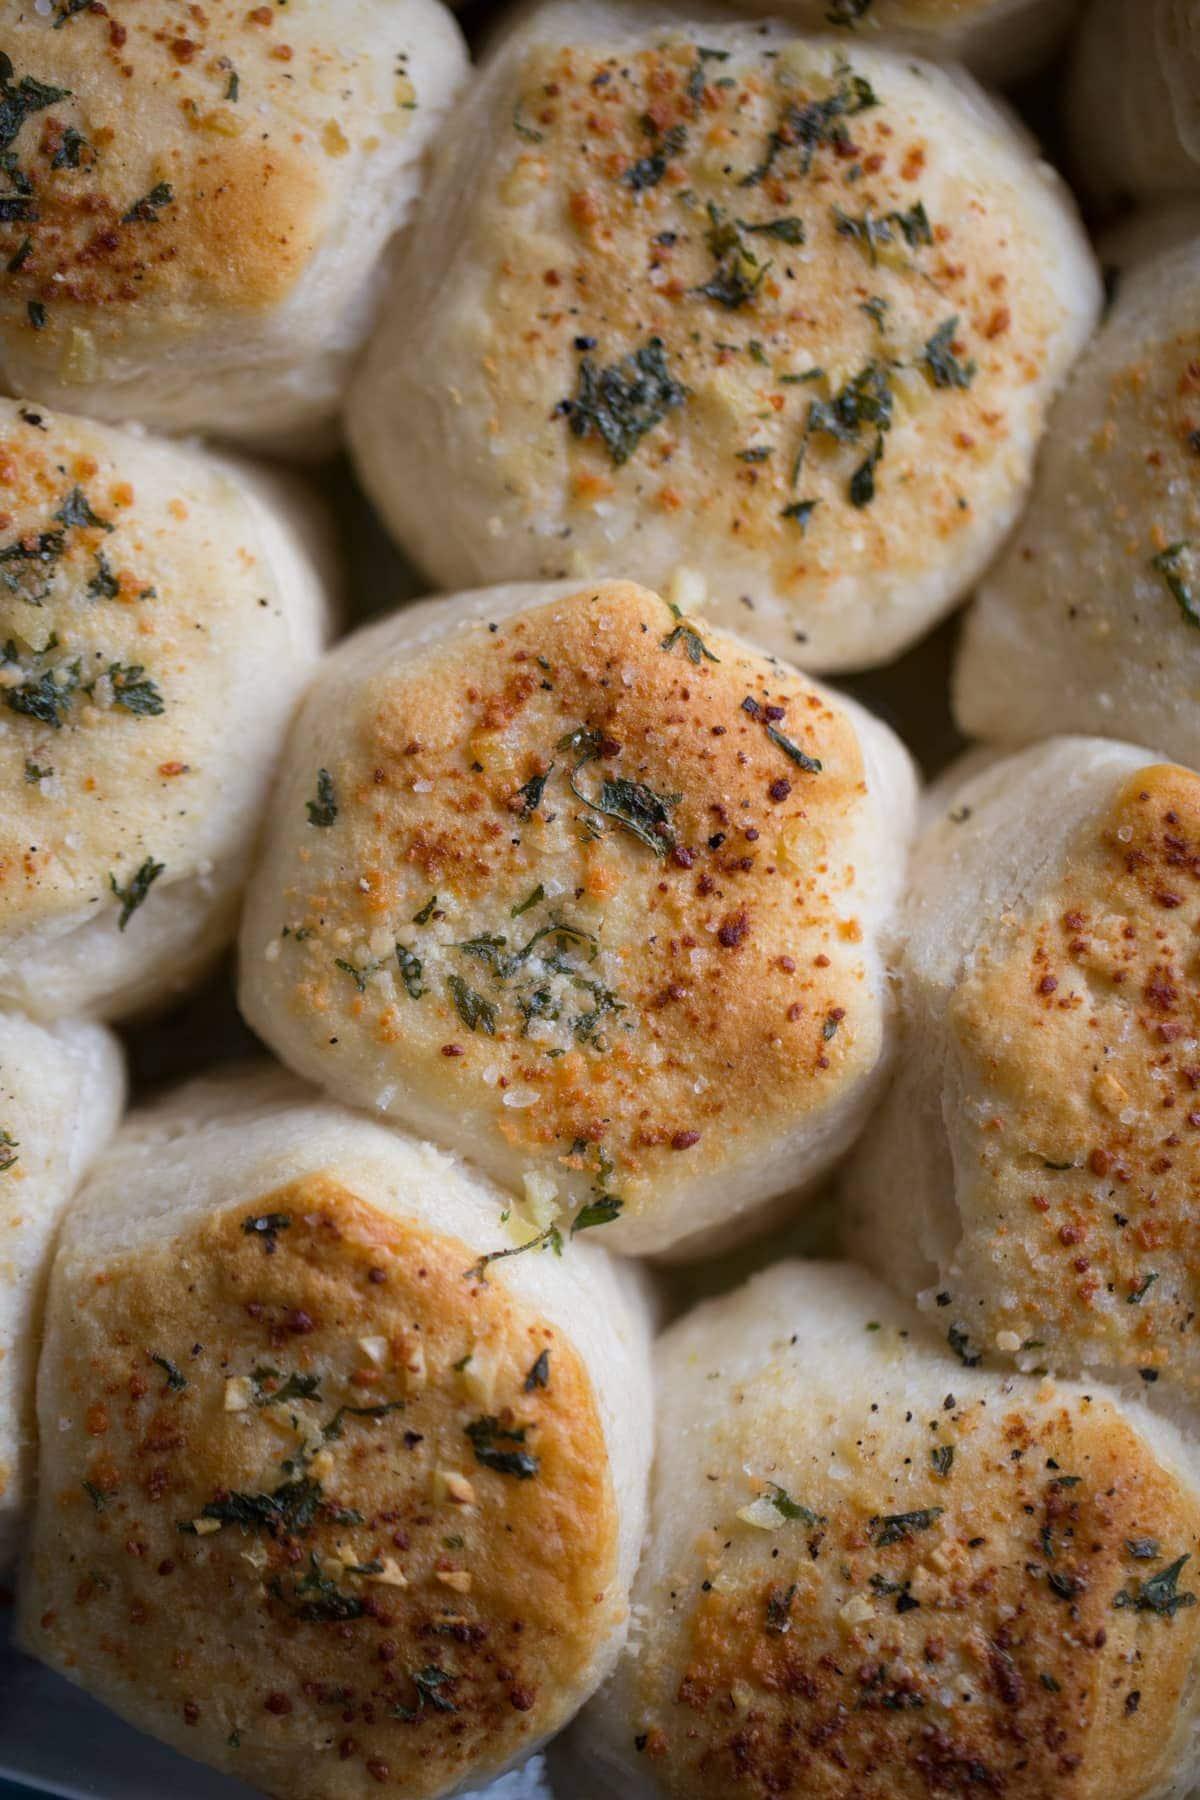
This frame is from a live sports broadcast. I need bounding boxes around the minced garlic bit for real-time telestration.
[224,1376,253,1412]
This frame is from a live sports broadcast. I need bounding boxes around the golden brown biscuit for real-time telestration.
[20,1068,654,1800]
[560,1260,1200,1800]
[845,739,1200,1395]
[348,1,1099,671]
[0,1009,122,1565]
[0,1,467,448]
[0,397,332,1019]
[238,579,916,1259]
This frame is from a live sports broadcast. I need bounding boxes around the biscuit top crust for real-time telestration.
[942,764,1200,1386]
[0,2,416,365]
[633,1327,1200,1798]
[29,1175,618,1798]
[0,402,295,935]
[459,28,1073,598]
[257,582,881,1235]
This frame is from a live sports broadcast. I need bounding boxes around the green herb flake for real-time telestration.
[392,1665,458,1720]
[512,883,545,918]
[0,57,70,157]
[321,1399,405,1442]
[0,1130,17,1173]
[871,1506,943,1548]
[241,1211,290,1252]
[565,336,687,466]
[524,1348,551,1391]
[105,662,163,715]
[254,1370,322,1409]
[57,486,113,533]
[82,1479,107,1512]
[571,1195,623,1234]
[109,856,164,930]
[765,1482,825,1526]
[334,956,382,995]
[948,1322,982,1367]
[1127,1272,1159,1304]
[463,1223,562,1284]
[515,767,552,814]
[1113,1552,1197,1619]
[395,943,424,999]
[27,300,46,330]
[739,215,806,245]
[661,601,720,665]
[465,1414,539,1480]
[121,181,174,225]
[922,316,976,390]
[306,767,337,827]
[931,1445,954,1478]
[151,1354,187,1392]
[741,65,878,188]
[447,973,497,1035]
[1151,542,1200,629]
[412,893,438,925]
[781,499,819,532]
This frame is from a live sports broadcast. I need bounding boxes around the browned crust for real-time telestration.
[634,1392,1200,1799]
[946,764,1200,1382]
[27,1176,619,1798]
[466,32,1066,593]
[267,582,879,1222]
[0,3,341,355]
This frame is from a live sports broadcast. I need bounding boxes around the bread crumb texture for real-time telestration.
[945,765,1200,1386]
[634,1357,1200,1798]
[455,32,1067,594]
[0,1,413,366]
[26,1175,618,1798]
[0,402,289,932]
[261,582,880,1230]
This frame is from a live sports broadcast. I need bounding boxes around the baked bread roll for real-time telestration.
[20,1067,654,1800]
[0,1010,122,1567]
[0,1,467,450]
[238,579,917,1260]
[347,1,1100,672]
[843,737,1200,1394]
[0,397,332,1021]
[560,1259,1200,1800]
[726,0,1080,85]
[1068,0,1200,207]
[955,235,1200,772]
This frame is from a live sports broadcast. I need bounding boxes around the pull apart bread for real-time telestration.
[845,739,1200,1398]
[561,1260,1200,1800]
[19,1068,654,1800]
[0,0,467,448]
[0,397,333,1019]
[239,579,916,1259]
[349,0,1099,670]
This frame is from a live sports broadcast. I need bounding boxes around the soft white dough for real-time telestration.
[558,1259,1200,1800]
[19,1067,656,1800]
[0,1010,123,1566]
[843,737,1200,1396]
[0,399,334,1021]
[238,577,917,1259]
[1068,0,1200,206]
[955,234,1200,772]
[347,0,1100,672]
[0,1,468,450]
